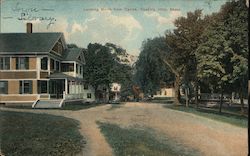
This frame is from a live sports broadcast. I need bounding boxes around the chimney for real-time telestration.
[26,23,33,33]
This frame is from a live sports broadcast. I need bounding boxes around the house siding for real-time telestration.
[0,95,37,101]
[8,80,19,94]
[40,72,49,79]
[11,57,16,70]
[0,71,37,79]
[33,80,37,94]
[29,57,37,69]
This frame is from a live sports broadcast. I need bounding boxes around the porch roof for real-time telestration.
[49,72,84,81]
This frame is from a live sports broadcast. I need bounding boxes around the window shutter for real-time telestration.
[0,58,3,70]
[16,58,19,69]
[26,58,29,69]
[29,81,33,94]
[19,81,22,94]
[5,81,8,94]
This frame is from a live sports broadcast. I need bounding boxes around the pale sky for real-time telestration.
[0,0,228,56]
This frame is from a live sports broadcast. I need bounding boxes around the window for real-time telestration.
[0,81,8,94]
[50,59,55,70]
[69,63,74,72]
[19,80,32,94]
[41,57,48,70]
[61,63,74,72]
[80,66,82,75]
[84,84,88,90]
[76,64,79,74]
[16,57,29,70]
[87,93,91,99]
[38,81,48,93]
[56,61,60,71]
[0,57,10,70]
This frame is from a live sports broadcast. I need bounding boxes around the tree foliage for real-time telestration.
[195,0,248,112]
[134,37,174,96]
[83,43,134,99]
[165,9,206,105]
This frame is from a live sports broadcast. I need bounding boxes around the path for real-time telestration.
[1,102,248,156]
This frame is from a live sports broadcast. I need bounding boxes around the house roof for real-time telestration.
[63,48,81,61]
[62,48,86,64]
[0,33,62,52]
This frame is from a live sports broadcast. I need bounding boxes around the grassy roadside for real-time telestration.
[2,103,106,111]
[0,111,85,156]
[97,122,200,156]
[164,105,248,128]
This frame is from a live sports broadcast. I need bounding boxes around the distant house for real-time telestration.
[0,23,94,108]
[109,83,121,102]
[153,87,175,98]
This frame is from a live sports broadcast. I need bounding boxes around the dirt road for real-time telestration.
[2,102,248,156]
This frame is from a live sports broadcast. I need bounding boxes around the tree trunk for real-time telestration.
[194,79,199,108]
[219,86,223,113]
[106,84,110,104]
[174,75,181,105]
[185,88,189,107]
[239,89,244,115]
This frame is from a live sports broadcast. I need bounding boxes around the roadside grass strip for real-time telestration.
[164,105,248,128]
[0,111,85,156]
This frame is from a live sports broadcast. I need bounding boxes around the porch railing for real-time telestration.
[64,93,84,100]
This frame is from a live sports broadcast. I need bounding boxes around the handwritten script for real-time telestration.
[12,2,56,29]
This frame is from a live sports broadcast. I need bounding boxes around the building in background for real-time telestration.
[0,23,95,108]
[109,83,121,102]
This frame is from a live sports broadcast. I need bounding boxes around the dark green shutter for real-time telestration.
[5,81,8,94]
[19,81,22,94]
[26,58,29,69]
[29,81,33,94]
[16,58,19,69]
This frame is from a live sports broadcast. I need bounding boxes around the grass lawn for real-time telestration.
[0,110,85,156]
[164,105,248,128]
[107,103,124,111]
[62,102,105,111]
[2,102,106,111]
[97,122,200,156]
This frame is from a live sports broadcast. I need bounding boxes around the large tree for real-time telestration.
[134,37,174,96]
[195,0,248,113]
[164,9,206,106]
[105,43,134,100]
[84,43,115,93]
[84,43,134,101]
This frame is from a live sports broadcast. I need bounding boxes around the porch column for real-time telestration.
[65,79,68,94]
[48,57,50,71]
[74,62,76,77]
[68,80,71,94]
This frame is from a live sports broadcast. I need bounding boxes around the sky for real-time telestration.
[0,0,228,56]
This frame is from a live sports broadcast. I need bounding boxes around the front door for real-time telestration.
[49,79,65,99]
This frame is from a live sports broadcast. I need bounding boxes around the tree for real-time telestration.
[195,0,248,113]
[84,43,134,102]
[165,9,206,106]
[105,43,134,100]
[83,43,115,102]
[134,37,174,97]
